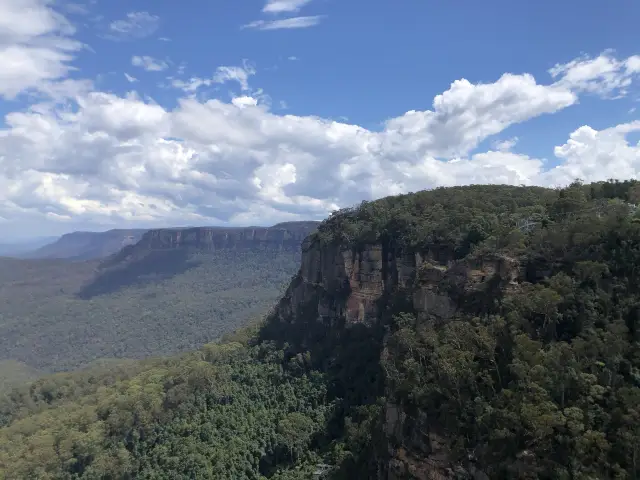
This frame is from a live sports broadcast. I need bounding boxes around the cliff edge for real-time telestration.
[261,182,640,479]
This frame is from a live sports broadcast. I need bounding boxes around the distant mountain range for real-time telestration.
[6,222,321,261]
[19,229,148,260]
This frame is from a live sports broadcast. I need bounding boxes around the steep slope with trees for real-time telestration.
[2,181,640,479]
[262,180,640,478]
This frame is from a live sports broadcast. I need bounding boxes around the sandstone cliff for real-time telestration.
[269,237,521,479]
[275,237,519,330]
[130,222,317,252]
[102,222,319,268]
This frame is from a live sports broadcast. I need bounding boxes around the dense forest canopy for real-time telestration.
[0,249,301,374]
[2,180,640,479]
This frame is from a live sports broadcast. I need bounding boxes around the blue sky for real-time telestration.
[0,0,639,238]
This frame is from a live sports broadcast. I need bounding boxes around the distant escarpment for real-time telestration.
[23,229,147,260]
[140,222,316,250]
[79,221,319,301]
[261,182,640,479]
[84,222,319,299]
[104,222,319,266]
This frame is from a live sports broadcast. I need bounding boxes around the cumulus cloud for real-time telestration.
[384,74,575,158]
[3,61,638,233]
[232,96,258,108]
[0,0,82,99]
[540,122,640,185]
[550,50,640,98]
[131,55,168,72]
[242,16,324,30]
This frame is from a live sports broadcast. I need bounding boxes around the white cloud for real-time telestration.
[493,137,519,151]
[384,74,575,158]
[0,0,82,99]
[550,50,640,98]
[0,61,608,230]
[170,63,256,94]
[2,93,639,232]
[539,121,640,185]
[242,16,324,30]
[107,11,159,40]
[213,64,256,91]
[132,55,168,72]
[170,76,212,94]
[232,96,258,108]
[263,0,314,14]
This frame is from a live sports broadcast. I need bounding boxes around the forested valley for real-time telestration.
[0,223,316,377]
[2,180,640,479]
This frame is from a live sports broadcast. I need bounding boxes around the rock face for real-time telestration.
[102,222,320,268]
[277,238,519,327]
[270,238,521,479]
[134,223,319,252]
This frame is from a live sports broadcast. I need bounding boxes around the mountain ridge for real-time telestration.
[20,222,321,261]
[22,229,147,260]
[99,221,320,271]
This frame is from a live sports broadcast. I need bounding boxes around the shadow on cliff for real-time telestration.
[76,249,202,299]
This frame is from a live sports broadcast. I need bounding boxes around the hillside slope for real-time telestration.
[2,182,640,479]
[0,222,317,373]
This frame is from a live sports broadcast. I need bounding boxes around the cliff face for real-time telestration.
[101,222,320,269]
[134,223,318,252]
[277,238,518,329]
[270,239,520,479]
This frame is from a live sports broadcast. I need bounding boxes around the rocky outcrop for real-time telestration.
[277,239,520,327]
[270,238,521,479]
